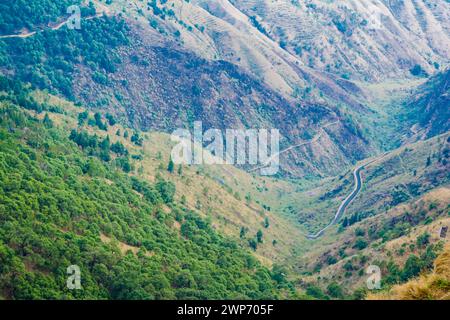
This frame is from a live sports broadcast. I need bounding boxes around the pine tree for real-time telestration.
[240,227,247,239]
[342,217,349,228]
[264,217,270,228]
[249,239,258,251]
[167,158,174,173]
[256,230,263,243]
[43,113,53,128]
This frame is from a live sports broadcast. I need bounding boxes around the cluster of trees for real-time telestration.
[246,230,264,251]
[382,242,441,285]
[69,129,128,163]
[78,110,144,147]
[249,16,269,37]
[0,91,291,299]
[341,212,363,228]
[0,76,63,114]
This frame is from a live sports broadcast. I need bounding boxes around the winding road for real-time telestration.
[306,164,365,239]
[249,121,339,174]
[306,152,389,239]
[0,13,105,39]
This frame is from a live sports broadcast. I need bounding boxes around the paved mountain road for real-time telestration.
[306,153,389,239]
[306,164,364,239]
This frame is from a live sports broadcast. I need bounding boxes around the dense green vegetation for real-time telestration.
[0,84,291,299]
[0,8,128,100]
[0,0,84,34]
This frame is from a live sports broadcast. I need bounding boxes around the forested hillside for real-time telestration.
[0,80,294,299]
[0,0,374,178]
[405,69,450,140]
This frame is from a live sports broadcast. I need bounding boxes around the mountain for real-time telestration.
[0,0,376,178]
[0,0,449,301]
[229,0,450,81]
[404,69,450,141]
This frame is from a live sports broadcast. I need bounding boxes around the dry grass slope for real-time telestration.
[368,244,450,300]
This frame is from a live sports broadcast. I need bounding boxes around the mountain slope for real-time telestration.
[368,244,450,300]
[0,82,297,299]
[404,69,450,141]
[229,0,450,81]
[295,187,449,298]
[0,0,375,178]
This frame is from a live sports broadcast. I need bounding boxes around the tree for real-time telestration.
[355,228,365,237]
[173,270,196,289]
[240,227,247,239]
[264,217,270,228]
[105,113,116,126]
[111,141,128,156]
[271,264,287,284]
[352,288,367,300]
[353,237,368,250]
[326,255,338,265]
[131,132,143,146]
[248,239,258,251]
[156,180,176,203]
[100,136,110,151]
[43,113,53,128]
[94,112,107,131]
[167,159,174,173]
[401,254,422,281]
[306,285,329,300]
[327,282,343,299]
[410,64,428,77]
[177,165,182,176]
[256,230,263,243]
[78,111,89,126]
[115,157,132,173]
[342,217,349,227]
[416,232,430,248]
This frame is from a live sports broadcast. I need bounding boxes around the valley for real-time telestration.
[0,0,448,300]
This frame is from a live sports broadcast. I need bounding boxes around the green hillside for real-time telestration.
[0,81,295,299]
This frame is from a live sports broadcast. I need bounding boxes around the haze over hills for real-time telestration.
[0,0,449,300]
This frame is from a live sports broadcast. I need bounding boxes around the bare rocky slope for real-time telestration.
[229,0,450,81]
